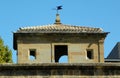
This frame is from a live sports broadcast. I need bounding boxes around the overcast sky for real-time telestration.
[0,0,120,63]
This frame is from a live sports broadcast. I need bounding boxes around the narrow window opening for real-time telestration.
[87,49,93,59]
[29,49,36,60]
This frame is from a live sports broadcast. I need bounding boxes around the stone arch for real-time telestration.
[59,55,68,63]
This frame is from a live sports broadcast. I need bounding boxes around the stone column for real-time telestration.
[98,38,104,63]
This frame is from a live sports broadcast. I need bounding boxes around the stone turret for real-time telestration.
[13,13,109,63]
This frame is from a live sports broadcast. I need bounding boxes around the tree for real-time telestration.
[0,37,12,63]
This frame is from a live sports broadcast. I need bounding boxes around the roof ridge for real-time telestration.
[20,24,101,29]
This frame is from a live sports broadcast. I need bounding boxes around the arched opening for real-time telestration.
[29,49,36,60]
[30,56,36,60]
[59,55,68,63]
[54,45,68,63]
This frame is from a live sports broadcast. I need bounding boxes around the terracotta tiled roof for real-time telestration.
[17,24,104,33]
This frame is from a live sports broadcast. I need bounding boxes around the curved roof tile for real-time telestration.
[17,24,104,33]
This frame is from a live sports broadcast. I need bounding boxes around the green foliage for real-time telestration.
[0,37,12,63]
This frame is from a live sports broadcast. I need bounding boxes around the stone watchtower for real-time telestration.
[13,14,108,63]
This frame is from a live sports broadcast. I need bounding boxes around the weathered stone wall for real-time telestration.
[0,63,120,78]
[17,33,105,63]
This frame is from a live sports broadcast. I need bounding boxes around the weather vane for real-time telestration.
[53,5,62,14]
[53,5,62,24]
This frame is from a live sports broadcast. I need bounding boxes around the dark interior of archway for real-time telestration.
[54,45,68,62]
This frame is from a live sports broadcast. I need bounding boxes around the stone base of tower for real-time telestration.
[0,63,120,78]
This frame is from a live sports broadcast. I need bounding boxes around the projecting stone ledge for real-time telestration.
[0,63,120,78]
[0,63,120,67]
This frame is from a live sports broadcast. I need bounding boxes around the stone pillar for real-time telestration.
[98,38,104,63]
[51,44,55,63]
